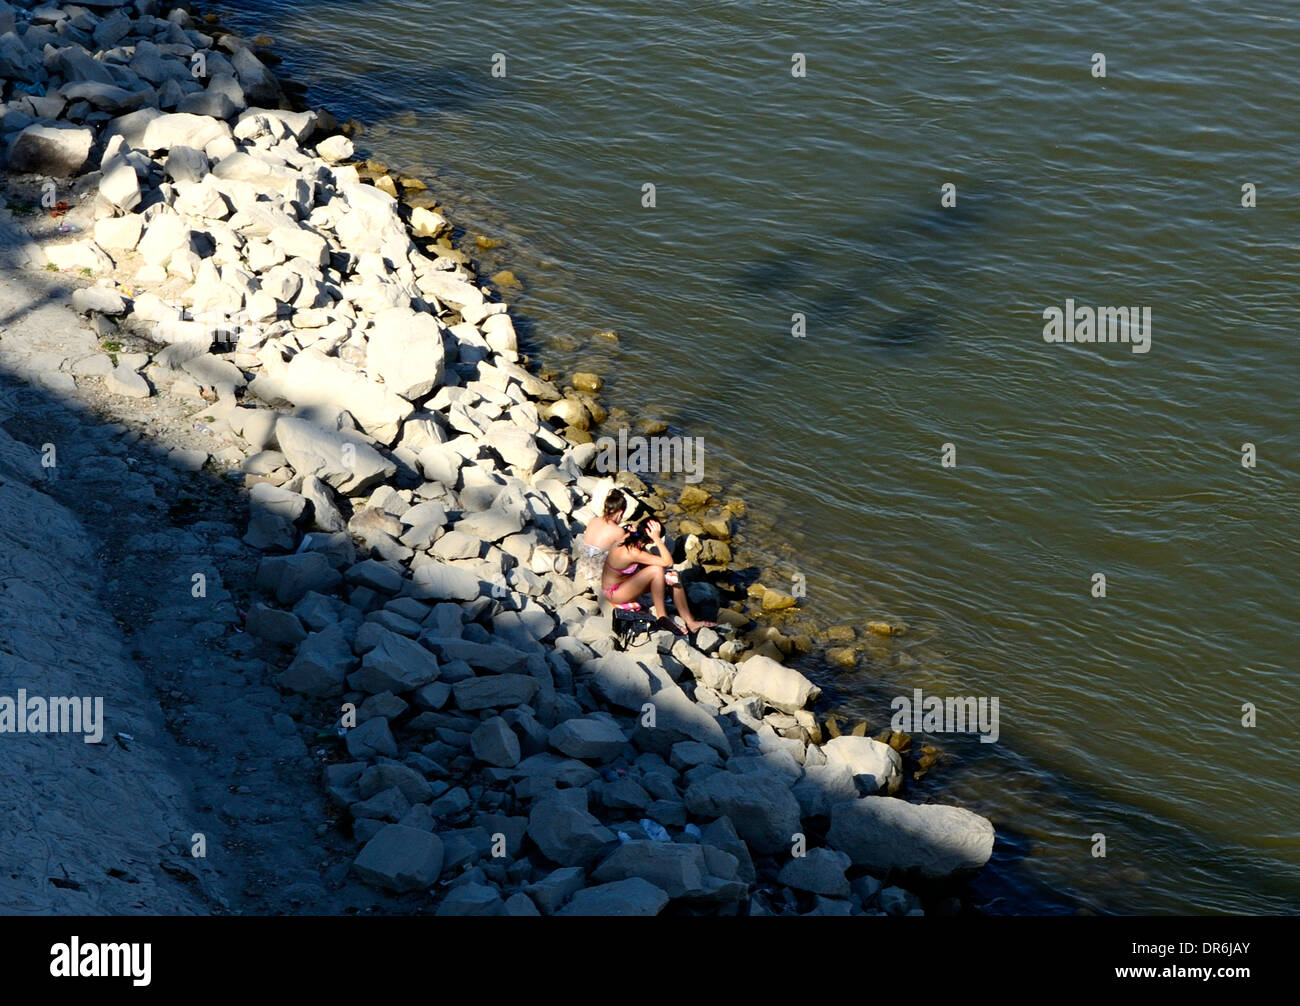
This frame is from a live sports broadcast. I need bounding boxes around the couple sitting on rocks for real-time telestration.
[579,488,715,636]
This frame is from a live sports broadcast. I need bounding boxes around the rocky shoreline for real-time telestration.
[0,0,994,915]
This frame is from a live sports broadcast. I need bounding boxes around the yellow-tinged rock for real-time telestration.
[679,485,713,510]
[761,589,797,611]
[825,646,857,668]
[572,372,602,393]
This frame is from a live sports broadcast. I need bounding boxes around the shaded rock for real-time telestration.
[557,878,669,917]
[470,716,521,768]
[8,124,94,176]
[279,624,353,696]
[452,674,539,711]
[352,824,443,893]
[527,794,616,868]
[548,715,627,762]
[827,797,995,879]
[776,847,852,897]
[684,770,802,855]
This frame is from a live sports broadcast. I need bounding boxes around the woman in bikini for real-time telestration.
[580,489,714,634]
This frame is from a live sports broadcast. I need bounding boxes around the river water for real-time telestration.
[210,0,1300,914]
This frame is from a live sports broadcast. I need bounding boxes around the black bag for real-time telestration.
[611,607,658,650]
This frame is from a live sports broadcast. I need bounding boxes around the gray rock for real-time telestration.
[273,416,397,495]
[470,716,521,768]
[557,878,669,917]
[250,482,309,523]
[105,366,150,399]
[366,307,445,400]
[279,624,353,696]
[99,156,140,211]
[776,847,852,897]
[425,637,530,674]
[878,885,922,916]
[345,558,402,594]
[345,716,398,759]
[822,735,902,794]
[257,551,343,605]
[503,892,541,916]
[793,761,859,818]
[683,769,802,855]
[246,603,307,646]
[349,629,440,694]
[436,882,504,916]
[548,715,627,762]
[7,124,94,176]
[231,47,285,106]
[527,794,616,868]
[827,797,995,879]
[164,145,210,184]
[523,866,586,915]
[452,674,538,711]
[71,287,128,316]
[730,655,821,713]
[352,824,443,893]
[591,841,744,902]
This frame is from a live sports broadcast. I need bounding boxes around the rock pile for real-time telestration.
[0,0,994,915]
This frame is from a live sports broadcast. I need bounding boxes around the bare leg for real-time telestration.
[608,566,668,619]
[670,583,716,632]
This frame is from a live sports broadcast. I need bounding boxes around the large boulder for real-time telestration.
[527,794,616,868]
[230,47,285,106]
[548,715,627,762]
[730,654,820,713]
[140,112,233,153]
[279,624,353,696]
[776,847,852,897]
[7,124,94,176]
[349,629,440,694]
[352,825,443,893]
[284,349,414,443]
[366,307,445,400]
[827,797,995,879]
[684,769,802,855]
[557,878,669,916]
[822,735,902,794]
[452,674,538,711]
[591,841,744,902]
[273,416,396,494]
